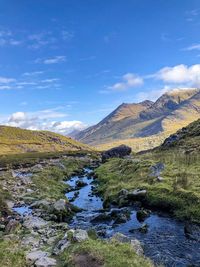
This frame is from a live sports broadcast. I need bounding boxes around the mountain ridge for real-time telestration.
[73,88,200,151]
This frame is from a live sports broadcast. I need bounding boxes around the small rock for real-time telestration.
[73,229,89,242]
[35,256,57,267]
[136,209,150,222]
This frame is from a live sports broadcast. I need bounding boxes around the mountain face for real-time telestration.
[73,88,200,151]
[0,126,91,155]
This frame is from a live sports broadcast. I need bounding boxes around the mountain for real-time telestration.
[0,126,91,155]
[74,88,200,151]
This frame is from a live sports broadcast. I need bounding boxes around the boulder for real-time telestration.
[127,189,147,200]
[73,229,89,242]
[102,145,132,162]
[23,216,48,230]
[26,250,48,265]
[111,232,130,243]
[75,180,87,189]
[52,199,73,222]
[130,239,144,256]
[136,209,150,222]
[35,257,57,267]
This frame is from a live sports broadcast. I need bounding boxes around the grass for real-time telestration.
[59,238,153,267]
[0,239,26,267]
[0,150,96,168]
[95,150,200,222]
[30,157,89,201]
[0,125,92,155]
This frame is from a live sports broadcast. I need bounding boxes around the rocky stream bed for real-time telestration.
[1,158,200,267]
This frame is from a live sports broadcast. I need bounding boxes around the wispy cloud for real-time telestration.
[106,73,143,92]
[61,30,74,41]
[183,43,200,51]
[23,71,44,76]
[35,56,66,64]
[0,77,16,83]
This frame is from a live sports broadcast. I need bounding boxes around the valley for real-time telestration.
[0,119,200,266]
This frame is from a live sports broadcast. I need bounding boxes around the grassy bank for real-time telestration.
[31,157,89,200]
[0,150,96,168]
[0,239,26,267]
[95,150,200,222]
[60,238,153,267]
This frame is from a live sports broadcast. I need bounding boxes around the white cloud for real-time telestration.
[35,56,66,64]
[43,56,66,64]
[4,109,87,135]
[108,73,143,91]
[154,64,200,86]
[23,71,44,76]
[0,77,16,84]
[183,44,200,51]
[0,85,11,90]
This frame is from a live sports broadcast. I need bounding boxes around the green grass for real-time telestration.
[0,150,94,168]
[95,150,200,222]
[30,157,89,201]
[0,125,92,155]
[0,239,26,267]
[59,238,153,267]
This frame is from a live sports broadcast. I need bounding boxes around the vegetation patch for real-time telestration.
[0,239,26,267]
[60,239,153,267]
[95,150,200,222]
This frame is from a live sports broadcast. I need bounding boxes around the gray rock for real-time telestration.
[130,239,144,255]
[73,229,89,242]
[23,216,48,229]
[111,232,130,243]
[26,250,48,264]
[53,199,66,211]
[35,256,57,267]
[53,238,70,255]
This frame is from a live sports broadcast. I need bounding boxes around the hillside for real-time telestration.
[0,125,91,155]
[74,88,200,151]
[160,118,200,152]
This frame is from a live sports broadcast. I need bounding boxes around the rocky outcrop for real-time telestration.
[102,145,132,162]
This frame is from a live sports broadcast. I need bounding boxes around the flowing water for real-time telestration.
[65,168,200,267]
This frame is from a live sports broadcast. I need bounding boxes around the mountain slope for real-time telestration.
[161,118,200,152]
[74,88,200,151]
[74,100,154,144]
[0,126,92,155]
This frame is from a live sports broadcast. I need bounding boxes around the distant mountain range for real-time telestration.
[71,88,200,151]
[0,126,91,155]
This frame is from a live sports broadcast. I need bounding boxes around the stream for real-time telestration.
[65,168,200,267]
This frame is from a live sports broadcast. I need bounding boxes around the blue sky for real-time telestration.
[0,0,200,134]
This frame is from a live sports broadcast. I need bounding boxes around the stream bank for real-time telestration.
[0,156,200,267]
